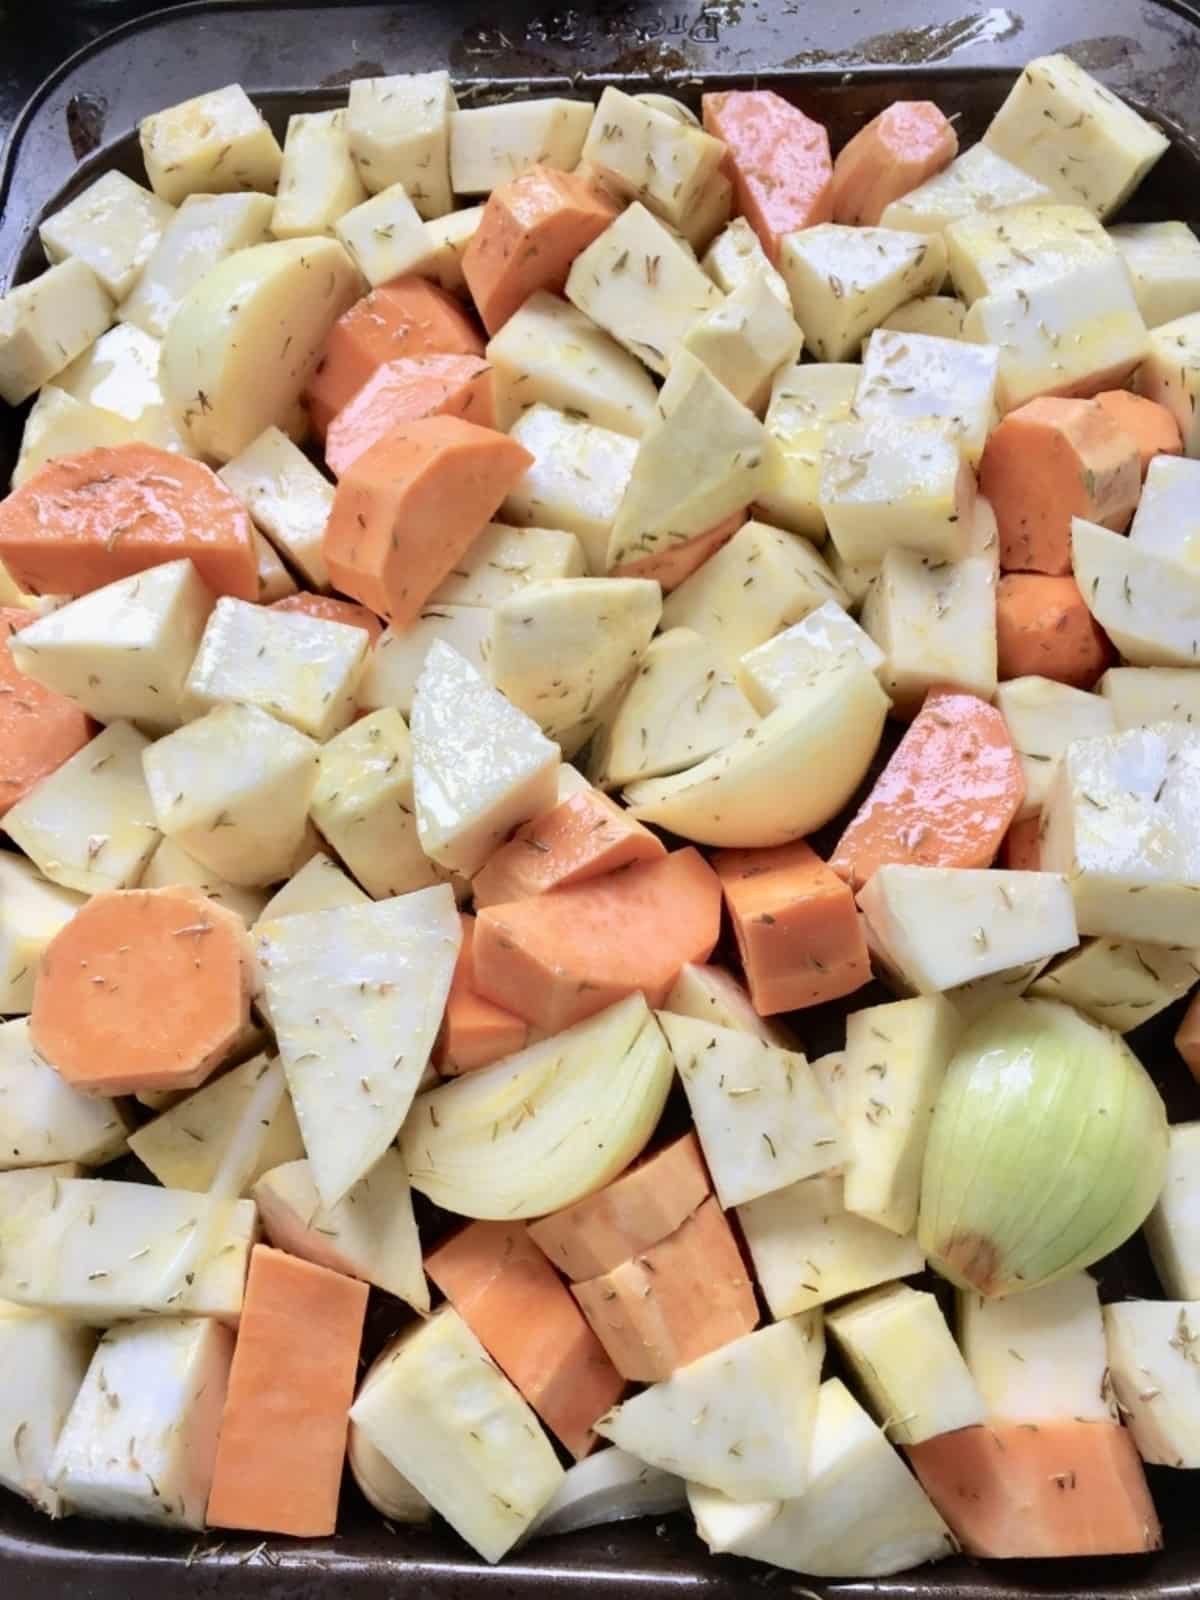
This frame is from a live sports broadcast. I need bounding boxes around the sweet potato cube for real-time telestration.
[0,608,93,817]
[701,91,833,264]
[1093,389,1183,477]
[1176,989,1200,1082]
[996,573,1113,689]
[324,353,496,477]
[472,788,665,909]
[436,913,528,1076]
[1001,814,1042,871]
[831,101,959,227]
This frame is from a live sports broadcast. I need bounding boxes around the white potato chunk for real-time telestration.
[531,1448,685,1539]
[778,225,947,362]
[580,88,724,229]
[411,640,559,875]
[0,259,113,405]
[0,1017,125,1171]
[827,1285,984,1445]
[702,218,791,307]
[860,550,997,716]
[184,598,367,742]
[503,404,638,574]
[143,702,319,887]
[591,626,758,788]
[856,329,999,464]
[218,425,333,589]
[662,962,796,1049]
[879,296,966,340]
[945,204,1113,305]
[256,852,368,925]
[450,99,592,193]
[0,855,84,1014]
[258,885,460,1207]
[1129,454,1200,567]
[626,656,889,848]
[1110,222,1200,329]
[1145,1123,1200,1299]
[681,272,804,412]
[2,720,158,894]
[959,1271,1113,1424]
[430,521,585,607]
[995,676,1117,818]
[660,518,847,669]
[10,558,214,733]
[57,323,191,453]
[1136,311,1200,456]
[271,108,366,239]
[311,708,448,899]
[1104,1300,1200,1467]
[857,866,1079,994]
[983,52,1168,218]
[1074,516,1200,665]
[118,192,273,340]
[565,202,724,377]
[49,1316,233,1528]
[756,362,859,538]
[334,183,436,286]
[358,606,492,719]
[962,256,1149,413]
[254,1149,427,1310]
[161,237,360,462]
[139,84,283,205]
[1100,666,1200,730]
[422,204,483,295]
[879,142,1056,233]
[738,602,883,713]
[821,418,975,566]
[39,170,172,302]
[1040,721,1200,943]
[11,387,137,489]
[1029,938,1199,1034]
[0,1303,93,1518]
[141,836,268,926]
[656,1013,841,1209]
[346,72,455,216]
[596,1317,824,1500]
[350,1309,563,1562]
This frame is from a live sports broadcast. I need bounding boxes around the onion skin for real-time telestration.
[918,997,1167,1298]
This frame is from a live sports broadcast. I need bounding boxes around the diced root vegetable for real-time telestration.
[0,608,93,818]
[701,90,833,262]
[437,913,529,1074]
[996,573,1113,689]
[832,101,958,227]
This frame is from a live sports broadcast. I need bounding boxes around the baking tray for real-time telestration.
[4,0,1200,1594]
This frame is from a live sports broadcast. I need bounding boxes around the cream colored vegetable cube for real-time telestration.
[0,854,83,1014]
[0,259,112,405]
[945,203,1113,305]
[963,256,1149,413]
[346,72,455,216]
[0,1017,126,1171]
[564,202,723,377]
[821,418,975,567]
[57,323,191,453]
[422,204,483,295]
[1074,517,1200,666]
[738,603,884,714]
[737,1175,924,1317]
[662,962,796,1050]
[1099,666,1200,730]
[702,217,791,307]
[879,295,966,340]
[139,84,283,206]
[1104,1300,1200,1467]
[675,169,733,256]
[756,362,859,538]
[1110,222,1200,329]
[39,170,172,301]
[250,529,297,603]
[778,225,947,362]
[592,626,758,788]
[827,1285,984,1445]
[359,606,492,720]
[450,99,592,193]
[0,1304,93,1518]
[429,521,585,608]
[141,835,267,925]
[983,52,1168,218]
[503,404,638,573]
[256,852,368,924]
[680,272,804,412]
[217,425,333,589]
[10,558,214,733]
[335,183,436,286]
[856,329,999,465]
[1145,1123,1200,1299]
[271,109,366,239]
[2,721,158,895]
[12,386,137,488]
[1040,721,1200,943]
[661,519,847,670]
[1129,454,1200,566]
[879,142,1056,233]
[580,88,725,229]
[995,675,1117,818]
[1029,938,1200,1033]
[117,192,273,340]
[1136,312,1200,454]
[143,702,319,887]
[856,866,1078,995]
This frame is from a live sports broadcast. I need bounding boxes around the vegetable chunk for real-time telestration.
[0,608,93,816]
[701,90,833,262]
[832,101,958,226]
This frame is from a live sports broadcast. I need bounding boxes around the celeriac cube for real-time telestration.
[49,1317,233,1528]
[827,1285,984,1445]
[656,1012,841,1209]
[0,854,84,1014]
[879,142,1056,233]
[0,1016,125,1171]
[756,362,860,538]
[334,183,436,286]
[737,602,883,714]
[1110,221,1200,329]
[450,99,592,193]
[1144,1122,1200,1298]
[943,958,1049,1024]
[580,88,724,230]
[11,387,135,487]
[255,851,368,924]
[821,418,975,566]
[139,84,283,206]
[879,295,966,340]
[487,291,658,438]
[358,606,492,719]
[311,708,448,899]
[1030,939,1200,1034]
[857,866,1078,994]
[681,273,804,412]
[10,558,214,733]
[118,192,273,340]
[861,550,996,716]
[592,626,758,788]
[2,720,158,895]
[828,544,879,609]
[346,72,455,216]
[564,202,724,377]
[271,108,366,239]
[184,598,367,742]
[253,526,301,605]
[503,403,638,574]
[945,204,1112,305]
[141,836,268,926]
[1039,722,1200,942]
[660,518,847,670]
[39,170,172,303]
[856,329,999,464]
[738,1174,924,1317]
[0,1303,92,1518]
[702,217,791,307]
[995,675,1117,818]
[1100,666,1200,730]
[429,521,585,608]
[1136,311,1200,458]
[143,702,320,887]
[983,52,1168,218]
[57,323,191,452]
[218,425,333,590]
[675,169,733,256]
[423,203,483,295]
[662,961,796,1049]
[778,225,947,362]
[1128,454,1200,566]
[1073,517,1200,666]
[0,259,113,405]
[958,1271,1114,1424]
[1104,1300,1200,1466]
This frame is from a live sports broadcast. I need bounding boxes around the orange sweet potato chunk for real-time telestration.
[610,511,746,590]
[1176,989,1200,1082]
[324,354,496,478]
[1094,389,1183,478]
[436,913,528,1076]
[0,607,94,816]
[1001,814,1042,872]
[831,101,958,226]
[996,573,1114,689]
[701,90,833,264]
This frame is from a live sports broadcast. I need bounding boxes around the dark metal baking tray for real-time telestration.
[4,0,1200,1594]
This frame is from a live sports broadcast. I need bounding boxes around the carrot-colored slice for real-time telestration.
[701,91,833,264]
[1000,814,1042,872]
[0,607,94,816]
[436,913,529,1075]
[1093,389,1183,478]
[996,573,1113,689]
[831,101,958,226]
[472,788,665,909]
[324,354,496,478]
